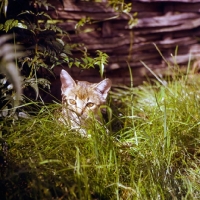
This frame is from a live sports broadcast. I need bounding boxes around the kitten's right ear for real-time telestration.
[60,69,76,94]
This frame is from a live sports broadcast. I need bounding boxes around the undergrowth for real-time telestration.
[1,71,200,199]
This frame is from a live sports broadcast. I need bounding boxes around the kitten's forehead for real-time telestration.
[74,82,96,100]
[76,80,95,87]
[60,70,111,104]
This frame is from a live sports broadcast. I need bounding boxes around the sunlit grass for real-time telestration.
[1,69,200,199]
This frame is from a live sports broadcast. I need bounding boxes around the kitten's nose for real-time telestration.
[76,108,83,116]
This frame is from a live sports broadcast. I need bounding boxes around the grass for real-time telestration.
[1,69,200,199]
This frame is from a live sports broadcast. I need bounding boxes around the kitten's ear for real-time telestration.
[60,69,76,94]
[95,78,112,99]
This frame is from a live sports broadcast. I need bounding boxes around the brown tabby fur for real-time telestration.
[59,69,112,135]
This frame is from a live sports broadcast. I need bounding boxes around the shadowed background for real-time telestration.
[38,0,200,102]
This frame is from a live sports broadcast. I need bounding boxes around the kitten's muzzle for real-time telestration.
[75,108,84,116]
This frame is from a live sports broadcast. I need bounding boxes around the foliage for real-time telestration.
[1,66,200,199]
[75,0,137,31]
[0,0,109,117]
[108,0,138,28]
[0,0,136,118]
[0,34,23,117]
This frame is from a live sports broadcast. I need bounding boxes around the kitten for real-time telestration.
[59,69,111,135]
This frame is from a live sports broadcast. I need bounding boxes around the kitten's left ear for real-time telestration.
[95,78,112,99]
[60,69,76,94]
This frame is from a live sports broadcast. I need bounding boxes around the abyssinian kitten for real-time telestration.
[59,69,112,135]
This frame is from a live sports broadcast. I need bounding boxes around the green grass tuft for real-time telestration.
[1,71,200,199]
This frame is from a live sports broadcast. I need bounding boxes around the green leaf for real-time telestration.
[75,17,91,30]
[29,81,39,100]
[1,0,8,17]
[81,57,88,64]
[44,23,50,29]
[69,62,73,68]
[18,10,36,16]
[74,61,80,67]
[95,50,109,77]
[4,19,18,32]
[39,78,51,86]
[55,26,63,34]
[63,56,69,63]
[40,12,52,20]
[17,22,28,29]
[63,44,73,55]
[0,24,3,30]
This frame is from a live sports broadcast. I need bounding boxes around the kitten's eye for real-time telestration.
[69,99,76,105]
[86,102,94,108]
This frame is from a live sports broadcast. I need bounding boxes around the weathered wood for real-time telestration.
[135,0,200,2]
[62,1,114,12]
[136,13,200,27]
[44,0,200,91]
[48,10,119,20]
[173,3,200,12]
[49,11,166,21]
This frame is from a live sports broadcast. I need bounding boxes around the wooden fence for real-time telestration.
[47,0,200,87]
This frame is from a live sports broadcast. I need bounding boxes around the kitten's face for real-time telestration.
[60,69,111,124]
